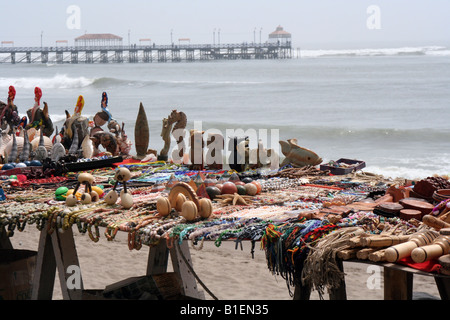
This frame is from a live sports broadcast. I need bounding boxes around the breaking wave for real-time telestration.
[0,74,95,89]
[299,46,450,58]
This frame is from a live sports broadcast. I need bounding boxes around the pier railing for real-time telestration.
[0,42,292,64]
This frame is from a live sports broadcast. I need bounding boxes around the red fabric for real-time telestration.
[111,158,142,167]
[397,257,442,273]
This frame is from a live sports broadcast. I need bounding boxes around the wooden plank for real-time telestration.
[170,240,204,299]
[50,227,83,300]
[384,267,413,300]
[31,226,57,300]
[146,239,170,275]
[0,226,13,250]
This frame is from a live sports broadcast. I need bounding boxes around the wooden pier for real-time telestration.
[0,43,292,64]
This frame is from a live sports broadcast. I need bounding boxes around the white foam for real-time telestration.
[364,165,449,181]
[299,46,449,58]
[0,74,95,89]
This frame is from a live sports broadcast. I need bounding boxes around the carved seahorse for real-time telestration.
[167,110,187,159]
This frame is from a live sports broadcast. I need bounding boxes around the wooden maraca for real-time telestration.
[411,228,450,263]
[384,230,440,263]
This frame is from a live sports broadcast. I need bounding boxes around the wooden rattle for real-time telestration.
[156,182,212,221]
[66,172,97,206]
[104,167,133,209]
[384,230,440,263]
[411,228,450,263]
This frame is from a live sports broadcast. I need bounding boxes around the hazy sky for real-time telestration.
[1,0,449,48]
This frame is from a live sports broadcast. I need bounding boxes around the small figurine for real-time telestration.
[0,86,20,132]
[26,87,54,137]
[279,138,322,168]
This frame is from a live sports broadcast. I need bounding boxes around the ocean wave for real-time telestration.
[198,122,450,139]
[0,74,94,89]
[299,46,449,58]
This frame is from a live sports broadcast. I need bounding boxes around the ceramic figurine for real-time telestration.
[189,130,205,170]
[0,86,20,133]
[7,130,18,163]
[34,128,48,161]
[19,129,31,163]
[118,122,132,157]
[91,131,118,156]
[50,135,66,162]
[228,136,249,172]
[26,87,54,137]
[61,96,89,153]
[206,132,224,170]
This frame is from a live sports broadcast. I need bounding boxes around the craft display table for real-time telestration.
[293,258,450,300]
[1,225,204,300]
[3,222,449,300]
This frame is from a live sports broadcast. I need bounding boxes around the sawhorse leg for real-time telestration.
[384,267,413,300]
[0,226,13,250]
[146,238,204,299]
[435,276,450,300]
[31,224,84,300]
[293,259,347,300]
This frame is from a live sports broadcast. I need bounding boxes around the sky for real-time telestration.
[0,0,449,49]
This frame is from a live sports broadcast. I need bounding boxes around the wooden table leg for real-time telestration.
[31,224,84,300]
[31,226,57,300]
[51,226,84,300]
[146,238,170,275]
[0,226,13,250]
[384,267,413,300]
[293,282,311,300]
[171,240,205,299]
[146,239,204,299]
[329,259,347,300]
[434,276,450,300]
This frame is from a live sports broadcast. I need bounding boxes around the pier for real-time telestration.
[0,42,292,64]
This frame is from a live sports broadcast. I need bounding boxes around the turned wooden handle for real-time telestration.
[361,235,410,247]
[385,241,420,262]
[411,237,450,263]
[423,215,450,231]
[384,231,439,262]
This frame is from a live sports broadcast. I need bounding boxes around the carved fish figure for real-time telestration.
[34,128,48,161]
[279,138,322,168]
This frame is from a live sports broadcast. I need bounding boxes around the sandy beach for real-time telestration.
[7,224,442,300]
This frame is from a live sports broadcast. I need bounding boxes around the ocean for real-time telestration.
[1,45,450,180]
